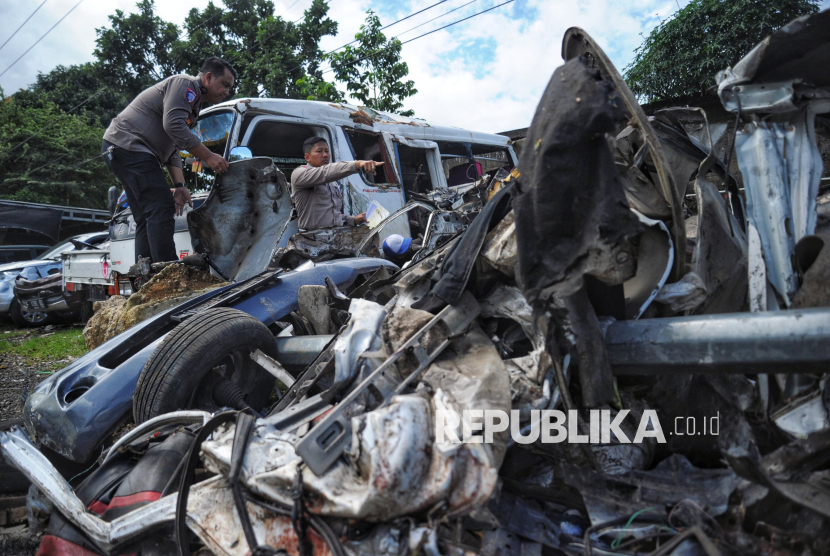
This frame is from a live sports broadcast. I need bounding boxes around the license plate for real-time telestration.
[24,299,46,310]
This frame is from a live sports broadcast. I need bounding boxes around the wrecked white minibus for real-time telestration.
[61,98,517,299]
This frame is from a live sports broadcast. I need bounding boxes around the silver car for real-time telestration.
[0,231,109,327]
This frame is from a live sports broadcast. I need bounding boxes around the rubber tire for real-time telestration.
[9,298,53,328]
[133,308,278,423]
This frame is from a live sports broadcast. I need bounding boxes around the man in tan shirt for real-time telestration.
[290,136,383,230]
[102,56,235,263]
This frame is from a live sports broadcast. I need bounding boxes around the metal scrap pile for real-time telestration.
[3,14,830,556]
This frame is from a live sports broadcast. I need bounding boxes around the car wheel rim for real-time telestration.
[23,310,48,324]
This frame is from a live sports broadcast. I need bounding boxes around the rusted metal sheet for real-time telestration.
[188,157,293,282]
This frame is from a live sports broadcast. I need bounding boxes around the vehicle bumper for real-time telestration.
[19,294,70,314]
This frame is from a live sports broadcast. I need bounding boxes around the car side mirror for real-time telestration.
[107,186,118,216]
[229,146,253,162]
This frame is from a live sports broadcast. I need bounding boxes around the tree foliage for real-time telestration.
[12,63,129,128]
[94,0,181,99]
[328,10,417,116]
[623,0,819,103]
[0,93,112,209]
[168,0,342,100]
[0,0,420,207]
[12,0,343,127]
[0,0,342,207]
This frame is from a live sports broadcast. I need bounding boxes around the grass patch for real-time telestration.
[0,327,87,365]
[0,321,29,339]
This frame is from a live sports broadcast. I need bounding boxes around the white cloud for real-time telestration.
[1,0,828,135]
[320,0,685,132]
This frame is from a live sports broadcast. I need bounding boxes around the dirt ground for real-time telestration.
[0,321,86,555]
[0,526,41,556]
[0,322,85,423]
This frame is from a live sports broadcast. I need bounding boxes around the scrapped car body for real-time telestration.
[3,12,830,556]
[57,100,516,307]
[23,257,396,463]
[0,231,108,326]
[186,97,516,243]
[716,10,830,309]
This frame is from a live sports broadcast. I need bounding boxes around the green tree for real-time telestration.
[0,0,343,207]
[328,10,417,116]
[168,0,341,99]
[94,0,180,99]
[12,63,128,127]
[623,0,819,103]
[0,92,114,209]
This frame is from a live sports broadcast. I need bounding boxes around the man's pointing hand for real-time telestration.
[356,160,384,175]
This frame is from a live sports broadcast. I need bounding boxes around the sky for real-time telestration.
[1,0,829,135]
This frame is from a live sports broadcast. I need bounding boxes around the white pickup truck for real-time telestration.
[63,199,204,300]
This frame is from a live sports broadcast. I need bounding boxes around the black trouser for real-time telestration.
[102,140,178,264]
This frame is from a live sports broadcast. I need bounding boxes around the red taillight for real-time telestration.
[66,283,75,292]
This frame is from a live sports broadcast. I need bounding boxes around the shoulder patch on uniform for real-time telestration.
[186,88,197,103]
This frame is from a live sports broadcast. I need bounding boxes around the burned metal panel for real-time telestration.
[188,157,293,282]
[562,454,741,525]
[690,156,748,315]
[513,56,644,303]
[735,122,805,305]
[562,27,686,282]
[716,10,830,89]
[277,225,381,269]
[717,10,830,307]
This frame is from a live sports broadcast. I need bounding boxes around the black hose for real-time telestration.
[245,494,348,556]
[176,411,238,556]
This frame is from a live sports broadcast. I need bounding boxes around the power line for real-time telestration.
[0,0,84,79]
[53,151,107,178]
[396,0,481,38]
[224,13,307,64]
[185,7,227,37]
[20,151,74,179]
[322,0,515,76]
[279,0,303,17]
[184,0,304,43]
[3,147,104,184]
[8,1,314,178]
[0,0,48,52]
[382,0,449,30]
[321,0,450,59]
[399,0,514,46]
[1,0,281,161]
